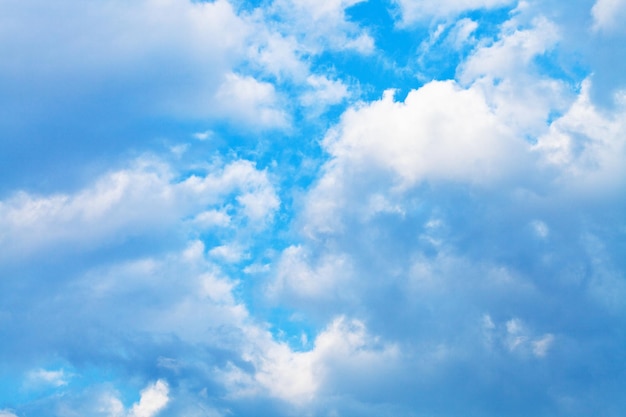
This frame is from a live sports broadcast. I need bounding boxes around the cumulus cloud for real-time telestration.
[459,16,560,81]
[458,13,571,136]
[128,380,169,417]
[0,157,279,260]
[533,79,626,193]
[2,1,626,416]
[325,83,522,184]
[256,7,626,414]
[591,0,626,32]
[301,80,529,235]
[228,316,398,405]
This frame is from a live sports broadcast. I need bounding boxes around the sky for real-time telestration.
[0,0,625,416]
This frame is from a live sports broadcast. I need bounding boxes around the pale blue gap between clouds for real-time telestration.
[0,0,625,416]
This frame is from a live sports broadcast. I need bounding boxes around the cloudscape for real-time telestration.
[1,0,625,416]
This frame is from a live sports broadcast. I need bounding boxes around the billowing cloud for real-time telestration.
[261,7,626,414]
[128,380,170,417]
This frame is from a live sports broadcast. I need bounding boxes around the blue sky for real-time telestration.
[1,0,625,416]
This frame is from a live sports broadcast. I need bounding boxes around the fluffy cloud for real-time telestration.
[2,1,626,416]
[261,7,626,414]
[591,0,626,32]
[227,316,398,405]
[128,380,170,417]
[301,80,529,236]
[534,79,626,193]
[458,12,571,136]
[0,157,278,260]
[214,73,290,129]
[459,16,560,80]
[325,82,523,183]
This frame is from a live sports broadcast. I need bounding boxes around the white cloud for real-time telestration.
[531,220,549,239]
[0,0,369,137]
[458,14,571,138]
[302,80,528,235]
[72,240,249,343]
[248,32,308,81]
[459,16,560,82]
[325,83,524,185]
[480,316,556,358]
[0,157,279,259]
[0,411,18,417]
[209,244,247,264]
[232,316,398,404]
[532,334,555,357]
[25,368,70,388]
[446,18,479,49]
[533,79,626,194]
[393,0,515,24]
[101,396,125,417]
[591,0,626,32]
[300,75,350,110]
[288,0,364,21]
[2,2,626,416]
[192,209,231,229]
[504,318,555,358]
[192,130,213,141]
[214,72,289,129]
[268,0,374,54]
[0,0,256,120]
[271,245,353,299]
[128,380,169,417]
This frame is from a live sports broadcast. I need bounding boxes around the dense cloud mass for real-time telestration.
[1,0,625,416]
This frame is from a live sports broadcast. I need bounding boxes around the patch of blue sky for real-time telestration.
[415,6,519,82]
[344,0,429,97]
[264,306,318,351]
[533,50,590,88]
[230,0,269,11]
[0,374,22,410]
[323,2,523,99]
[464,5,517,40]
